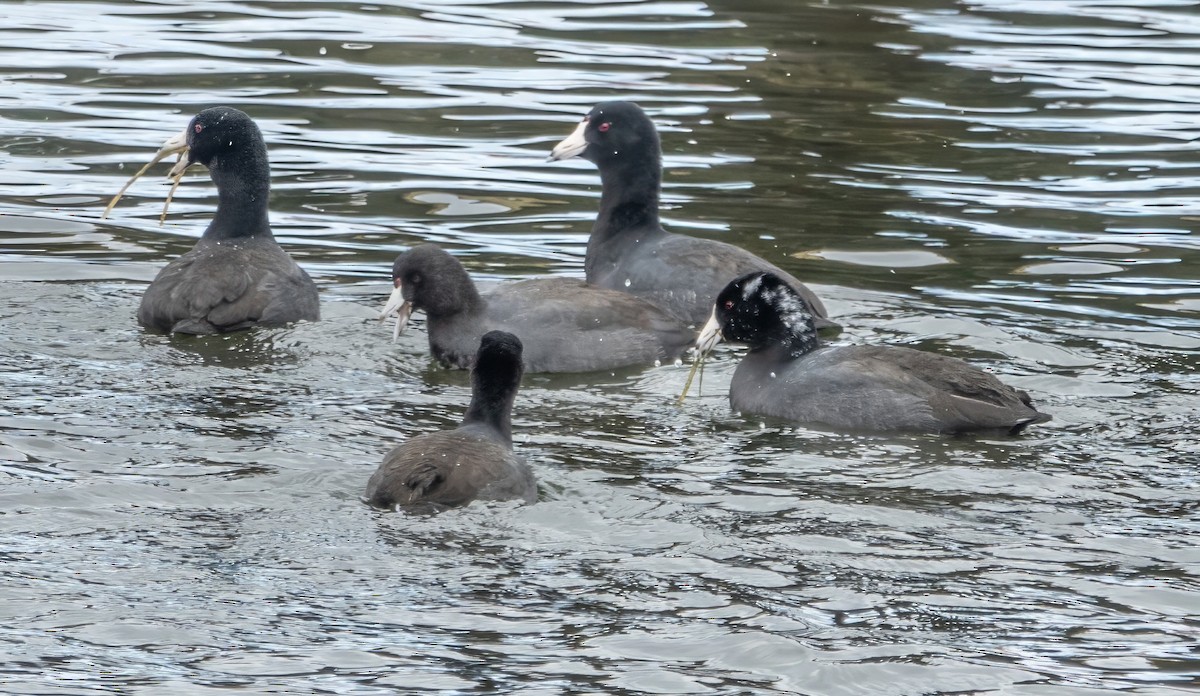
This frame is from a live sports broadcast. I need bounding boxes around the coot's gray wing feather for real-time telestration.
[483,278,694,372]
[364,430,534,509]
[604,234,834,329]
[501,279,692,340]
[206,262,315,328]
[478,460,537,504]
[766,346,1049,433]
[138,249,253,333]
[736,355,944,432]
[732,345,1049,433]
[857,346,1050,431]
[139,243,316,334]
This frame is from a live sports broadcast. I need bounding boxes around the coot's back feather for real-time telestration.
[365,426,536,511]
[139,237,317,334]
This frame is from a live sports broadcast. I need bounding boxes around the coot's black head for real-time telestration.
[463,331,525,442]
[163,107,267,178]
[389,244,480,317]
[699,272,819,358]
[475,330,524,386]
[151,106,273,239]
[549,101,661,168]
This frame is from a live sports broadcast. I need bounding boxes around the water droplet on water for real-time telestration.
[624,279,631,287]
[319,46,327,55]
[769,372,776,379]
[653,360,661,367]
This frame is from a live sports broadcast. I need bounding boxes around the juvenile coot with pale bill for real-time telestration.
[380,244,694,373]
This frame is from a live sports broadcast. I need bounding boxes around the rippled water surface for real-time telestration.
[2,0,1198,693]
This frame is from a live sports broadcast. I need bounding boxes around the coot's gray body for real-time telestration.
[381,244,694,373]
[699,272,1051,435]
[137,107,318,334]
[364,331,536,511]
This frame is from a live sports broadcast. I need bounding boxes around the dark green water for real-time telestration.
[1,0,1196,693]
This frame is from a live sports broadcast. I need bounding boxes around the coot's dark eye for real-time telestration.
[598,122,611,133]
[194,124,204,134]
[723,300,735,310]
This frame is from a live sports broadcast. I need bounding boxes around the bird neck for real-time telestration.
[202,149,273,241]
[422,268,485,319]
[755,313,820,361]
[462,376,516,446]
[593,155,662,242]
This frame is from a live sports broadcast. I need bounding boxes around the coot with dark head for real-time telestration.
[380,244,694,373]
[364,330,536,511]
[549,101,835,331]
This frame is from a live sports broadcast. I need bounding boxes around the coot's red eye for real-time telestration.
[194,124,203,134]
[723,300,734,310]
[598,122,611,132]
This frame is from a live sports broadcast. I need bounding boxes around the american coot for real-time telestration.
[549,101,836,331]
[694,272,1051,434]
[379,244,695,373]
[134,107,319,334]
[364,330,536,511]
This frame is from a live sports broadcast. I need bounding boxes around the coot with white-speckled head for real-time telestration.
[364,330,536,511]
[137,107,319,334]
[695,271,1051,434]
[549,101,835,331]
